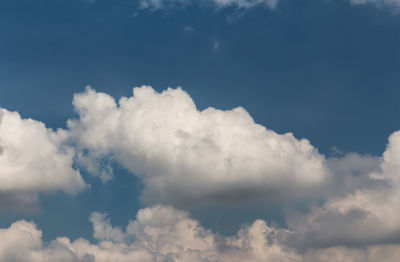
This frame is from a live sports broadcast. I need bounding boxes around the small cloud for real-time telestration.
[211,39,221,52]
[131,12,139,18]
[330,146,344,156]
[183,25,195,33]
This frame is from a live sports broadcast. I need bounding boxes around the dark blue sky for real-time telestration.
[1,0,400,242]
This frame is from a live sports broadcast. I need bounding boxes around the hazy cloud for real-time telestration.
[138,0,400,12]
[211,39,221,52]
[350,0,400,10]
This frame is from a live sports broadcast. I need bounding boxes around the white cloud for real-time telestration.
[4,85,400,256]
[0,109,87,209]
[68,86,328,206]
[139,0,278,11]
[0,205,299,262]
[1,205,400,262]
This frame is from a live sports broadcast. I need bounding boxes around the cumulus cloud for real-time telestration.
[139,0,278,11]
[68,86,328,206]
[287,131,400,249]
[89,212,125,243]
[2,205,400,262]
[4,85,400,256]
[0,109,87,209]
[0,205,299,262]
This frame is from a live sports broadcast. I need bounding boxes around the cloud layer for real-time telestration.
[1,205,400,262]
[0,109,86,209]
[0,205,297,262]
[68,86,328,206]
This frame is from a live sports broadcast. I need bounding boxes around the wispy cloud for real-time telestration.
[139,0,278,11]
[350,0,400,10]
[211,38,221,52]
[137,0,400,13]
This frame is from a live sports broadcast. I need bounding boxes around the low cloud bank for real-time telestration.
[1,205,400,262]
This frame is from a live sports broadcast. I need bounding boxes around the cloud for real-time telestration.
[2,205,400,262]
[182,25,195,33]
[287,131,400,249]
[0,109,87,209]
[4,85,400,256]
[138,0,278,11]
[323,153,382,198]
[68,86,328,206]
[350,0,400,10]
[0,205,299,262]
[138,0,400,13]
[211,39,221,52]
[89,212,125,243]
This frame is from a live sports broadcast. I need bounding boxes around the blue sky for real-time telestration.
[1,0,400,261]
[2,0,400,155]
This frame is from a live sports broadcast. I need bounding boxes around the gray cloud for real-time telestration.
[287,131,400,250]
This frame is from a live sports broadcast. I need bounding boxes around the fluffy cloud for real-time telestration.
[2,205,400,262]
[0,109,87,209]
[139,0,278,11]
[287,131,400,249]
[4,85,400,257]
[0,205,299,262]
[68,86,328,206]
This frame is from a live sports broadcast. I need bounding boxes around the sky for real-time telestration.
[1,0,400,261]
